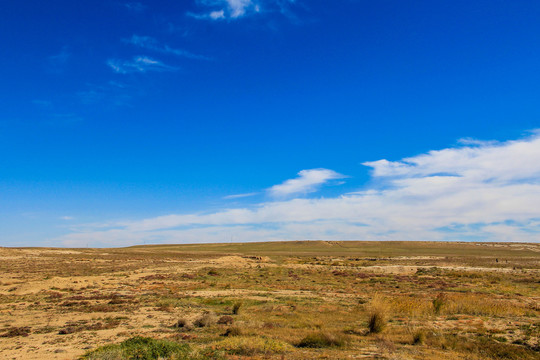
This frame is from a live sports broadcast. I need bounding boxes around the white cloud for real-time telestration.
[123,35,209,60]
[189,0,298,21]
[107,56,177,74]
[227,0,254,17]
[268,168,346,197]
[210,10,225,19]
[57,131,540,247]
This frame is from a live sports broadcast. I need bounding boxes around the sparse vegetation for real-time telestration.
[213,336,293,355]
[0,241,538,359]
[0,327,31,338]
[297,331,349,348]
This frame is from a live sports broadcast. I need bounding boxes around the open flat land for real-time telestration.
[0,241,538,359]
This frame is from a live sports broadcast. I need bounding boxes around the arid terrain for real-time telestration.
[0,241,538,359]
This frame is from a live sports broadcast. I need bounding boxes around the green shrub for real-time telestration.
[81,337,189,360]
[82,337,225,360]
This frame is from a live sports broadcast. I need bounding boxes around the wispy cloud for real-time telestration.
[107,56,177,74]
[268,169,346,198]
[49,48,70,64]
[123,35,209,60]
[50,113,83,125]
[32,100,53,107]
[57,131,540,247]
[76,81,132,106]
[124,2,146,12]
[223,192,259,199]
[47,47,71,73]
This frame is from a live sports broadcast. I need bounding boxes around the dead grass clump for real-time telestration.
[222,325,243,337]
[172,318,193,331]
[368,310,387,334]
[217,315,234,325]
[214,336,293,355]
[430,334,539,360]
[367,295,390,334]
[1,327,31,337]
[412,329,426,345]
[444,294,525,316]
[375,336,396,353]
[297,331,349,348]
[194,312,218,327]
[58,326,77,335]
[82,303,118,313]
[232,301,243,315]
[208,269,220,276]
[384,295,431,317]
[432,293,447,315]
[47,291,63,300]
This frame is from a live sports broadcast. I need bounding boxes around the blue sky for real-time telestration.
[1,1,540,246]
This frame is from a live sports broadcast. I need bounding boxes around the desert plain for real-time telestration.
[0,241,538,359]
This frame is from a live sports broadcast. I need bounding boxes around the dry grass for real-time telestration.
[213,336,293,355]
[296,331,349,348]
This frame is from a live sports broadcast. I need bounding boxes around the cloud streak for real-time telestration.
[123,35,209,60]
[124,2,146,12]
[107,56,177,74]
[58,131,540,247]
[223,192,259,199]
